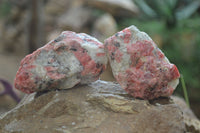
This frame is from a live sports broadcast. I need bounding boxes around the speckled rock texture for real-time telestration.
[15,31,107,93]
[105,25,180,100]
[171,96,200,132]
[1,80,196,133]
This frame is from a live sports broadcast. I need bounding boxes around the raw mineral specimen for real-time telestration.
[15,31,107,93]
[105,25,180,99]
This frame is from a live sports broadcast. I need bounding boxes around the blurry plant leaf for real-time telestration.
[0,0,11,18]
[134,0,157,18]
[154,0,171,17]
[176,1,200,20]
[180,74,190,107]
[153,0,177,19]
[167,0,178,9]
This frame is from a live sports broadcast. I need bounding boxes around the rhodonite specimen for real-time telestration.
[105,25,180,99]
[15,31,107,93]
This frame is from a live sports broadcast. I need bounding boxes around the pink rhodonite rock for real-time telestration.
[105,25,180,100]
[15,31,107,93]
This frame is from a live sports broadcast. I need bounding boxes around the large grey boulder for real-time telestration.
[0,80,199,133]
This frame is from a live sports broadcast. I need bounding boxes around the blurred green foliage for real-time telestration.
[133,0,200,28]
[0,0,11,19]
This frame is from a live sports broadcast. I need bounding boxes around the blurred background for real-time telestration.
[0,0,200,118]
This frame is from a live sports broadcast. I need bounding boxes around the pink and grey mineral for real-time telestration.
[15,25,180,100]
[104,25,180,100]
[15,31,107,93]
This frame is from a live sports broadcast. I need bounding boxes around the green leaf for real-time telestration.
[134,0,157,18]
[176,1,200,20]
[167,0,178,9]
[154,0,176,18]
[0,0,11,18]
[180,74,190,108]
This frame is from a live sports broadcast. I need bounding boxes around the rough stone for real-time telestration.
[0,80,190,133]
[15,31,107,93]
[85,0,139,17]
[172,96,200,132]
[104,25,180,99]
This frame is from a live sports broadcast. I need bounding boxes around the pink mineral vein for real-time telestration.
[15,31,107,93]
[105,25,180,100]
[15,26,180,100]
